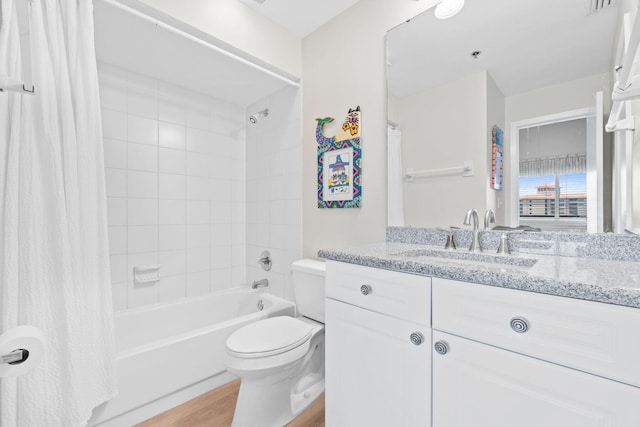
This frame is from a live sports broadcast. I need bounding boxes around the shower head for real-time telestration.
[249,108,269,124]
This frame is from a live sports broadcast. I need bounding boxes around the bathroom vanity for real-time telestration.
[321,229,640,427]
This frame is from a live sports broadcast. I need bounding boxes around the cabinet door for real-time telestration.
[432,330,640,427]
[325,298,431,427]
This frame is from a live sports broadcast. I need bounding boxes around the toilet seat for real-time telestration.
[226,316,314,359]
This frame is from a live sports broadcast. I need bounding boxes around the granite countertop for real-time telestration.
[318,241,640,309]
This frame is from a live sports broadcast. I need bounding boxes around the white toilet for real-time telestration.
[225,259,326,427]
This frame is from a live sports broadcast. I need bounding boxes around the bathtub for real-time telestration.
[89,289,296,426]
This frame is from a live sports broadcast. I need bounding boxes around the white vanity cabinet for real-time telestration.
[325,261,431,427]
[432,278,640,427]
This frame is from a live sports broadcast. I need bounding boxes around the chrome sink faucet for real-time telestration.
[484,209,496,230]
[463,208,481,252]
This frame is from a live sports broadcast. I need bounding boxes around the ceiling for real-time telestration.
[235,0,362,37]
[388,0,620,98]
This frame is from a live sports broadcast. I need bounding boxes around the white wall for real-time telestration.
[136,0,301,79]
[396,72,489,227]
[301,0,438,258]
[99,62,246,311]
[245,86,302,301]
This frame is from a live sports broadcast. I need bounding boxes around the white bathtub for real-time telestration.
[89,289,296,426]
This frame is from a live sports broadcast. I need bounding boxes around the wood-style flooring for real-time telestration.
[136,379,325,427]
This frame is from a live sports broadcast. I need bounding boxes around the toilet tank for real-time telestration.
[292,259,326,323]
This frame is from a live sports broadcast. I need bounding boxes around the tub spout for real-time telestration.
[251,279,269,289]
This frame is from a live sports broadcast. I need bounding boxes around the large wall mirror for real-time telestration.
[387,0,638,233]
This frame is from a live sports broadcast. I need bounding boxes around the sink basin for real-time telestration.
[395,248,538,271]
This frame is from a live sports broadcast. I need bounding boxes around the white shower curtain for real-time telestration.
[387,125,405,227]
[0,0,117,425]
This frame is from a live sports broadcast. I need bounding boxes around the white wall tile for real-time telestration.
[158,81,187,126]
[187,271,210,297]
[104,138,127,169]
[159,274,186,303]
[102,109,127,141]
[186,176,210,200]
[105,168,127,198]
[128,91,158,119]
[186,152,210,177]
[211,179,232,201]
[211,268,232,292]
[187,247,210,273]
[127,170,158,199]
[211,223,232,247]
[99,82,127,114]
[159,100,186,125]
[231,266,245,288]
[159,81,185,100]
[159,173,186,199]
[159,199,186,225]
[187,225,210,249]
[159,249,186,277]
[108,226,127,255]
[159,122,186,150]
[186,93,211,130]
[109,254,127,284]
[128,281,158,309]
[231,245,245,267]
[210,245,232,270]
[186,128,212,154]
[111,281,128,312]
[107,197,127,226]
[211,202,232,224]
[211,156,232,181]
[159,148,186,174]
[159,225,186,251]
[127,198,158,226]
[128,115,158,146]
[128,143,158,172]
[187,200,210,224]
[127,225,159,253]
[100,63,254,309]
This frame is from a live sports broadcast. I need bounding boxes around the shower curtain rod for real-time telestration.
[98,0,300,89]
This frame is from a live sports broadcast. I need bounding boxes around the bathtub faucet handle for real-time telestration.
[251,279,269,289]
[257,250,272,271]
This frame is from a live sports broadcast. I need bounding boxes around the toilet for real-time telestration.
[225,259,326,427]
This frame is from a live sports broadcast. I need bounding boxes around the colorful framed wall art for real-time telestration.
[316,107,362,208]
[491,125,504,191]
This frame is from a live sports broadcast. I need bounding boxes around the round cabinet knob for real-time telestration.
[410,332,424,346]
[360,284,372,295]
[434,340,449,355]
[510,317,529,333]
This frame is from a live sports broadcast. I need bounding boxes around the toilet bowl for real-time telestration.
[224,259,325,427]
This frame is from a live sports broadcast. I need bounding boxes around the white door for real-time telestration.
[432,330,640,427]
[325,298,431,427]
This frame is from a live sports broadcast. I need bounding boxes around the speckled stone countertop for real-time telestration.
[318,228,640,309]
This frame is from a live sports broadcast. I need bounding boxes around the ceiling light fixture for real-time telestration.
[434,0,464,19]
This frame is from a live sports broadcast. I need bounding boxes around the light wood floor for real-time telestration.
[136,379,325,427]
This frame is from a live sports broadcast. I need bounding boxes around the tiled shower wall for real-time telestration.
[245,86,302,301]
[99,62,246,311]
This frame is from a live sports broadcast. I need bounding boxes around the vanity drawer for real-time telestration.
[325,261,431,326]
[432,278,640,388]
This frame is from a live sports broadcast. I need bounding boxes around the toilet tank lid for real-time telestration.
[292,259,325,276]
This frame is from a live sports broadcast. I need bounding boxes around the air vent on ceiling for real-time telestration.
[586,0,616,14]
